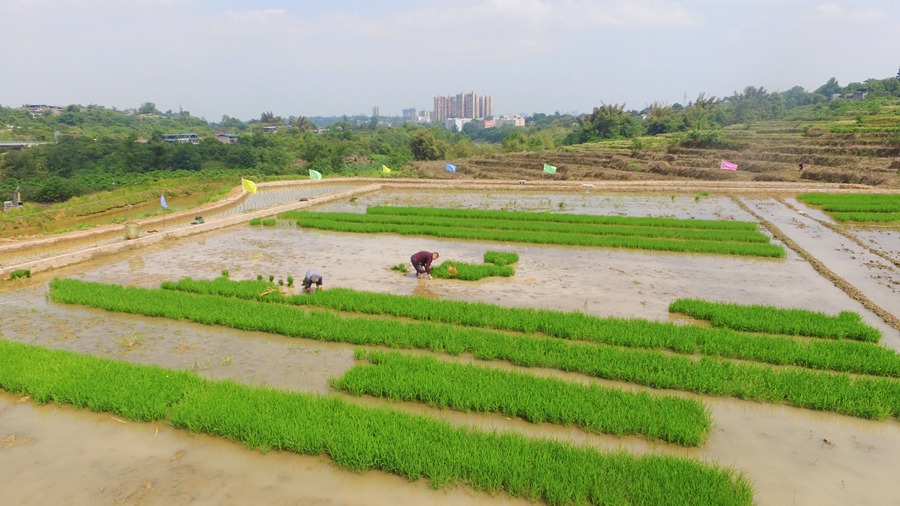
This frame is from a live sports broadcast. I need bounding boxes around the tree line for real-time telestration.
[2,74,898,202]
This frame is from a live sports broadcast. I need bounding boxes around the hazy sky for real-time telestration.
[2,0,897,121]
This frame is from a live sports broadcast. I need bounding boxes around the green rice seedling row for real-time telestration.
[830,212,900,223]
[797,193,900,213]
[161,278,899,377]
[0,338,203,421]
[49,279,900,419]
[283,210,773,244]
[362,206,761,231]
[334,350,712,446]
[0,340,753,506]
[287,215,785,258]
[669,298,881,342]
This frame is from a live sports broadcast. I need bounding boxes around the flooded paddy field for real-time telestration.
[2,184,900,505]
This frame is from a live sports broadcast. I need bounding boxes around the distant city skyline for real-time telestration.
[2,1,897,122]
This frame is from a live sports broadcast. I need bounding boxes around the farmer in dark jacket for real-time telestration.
[410,251,439,279]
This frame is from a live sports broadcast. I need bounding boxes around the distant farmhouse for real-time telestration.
[216,133,238,144]
[161,133,201,145]
[831,89,868,101]
[23,104,64,116]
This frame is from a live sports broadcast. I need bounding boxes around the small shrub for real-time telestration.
[222,270,229,279]
[10,269,31,280]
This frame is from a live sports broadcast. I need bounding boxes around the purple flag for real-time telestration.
[720,160,738,171]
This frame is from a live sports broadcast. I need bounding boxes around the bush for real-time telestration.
[9,269,31,280]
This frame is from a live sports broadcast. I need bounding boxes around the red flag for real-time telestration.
[720,160,738,171]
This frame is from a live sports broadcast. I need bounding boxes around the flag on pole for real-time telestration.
[446,163,457,173]
[160,194,168,209]
[382,164,391,174]
[720,160,738,171]
[543,163,557,174]
[241,178,258,194]
[309,169,323,180]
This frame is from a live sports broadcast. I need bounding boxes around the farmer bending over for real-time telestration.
[410,251,439,280]
[303,269,324,293]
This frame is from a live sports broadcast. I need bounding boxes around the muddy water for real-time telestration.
[743,198,900,336]
[2,188,900,505]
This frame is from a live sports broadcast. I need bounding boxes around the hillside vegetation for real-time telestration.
[2,75,899,210]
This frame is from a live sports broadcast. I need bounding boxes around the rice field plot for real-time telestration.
[160,277,900,378]
[0,339,752,506]
[48,278,900,420]
[797,193,900,223]
[279,206,785,258]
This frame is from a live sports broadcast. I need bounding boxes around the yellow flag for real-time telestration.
[382,165,391,174]
[241,178,257,194]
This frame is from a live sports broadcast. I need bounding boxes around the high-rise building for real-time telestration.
[432,91,493,122]
[372,106,381,117]
[402,108,417,122]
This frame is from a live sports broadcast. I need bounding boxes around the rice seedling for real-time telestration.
[0,339,202,422]
[669,299,881,342]
[430,261,514,281]
[483,251,519,266]
[0,339,754,505]
[48,278,900,419]
[334,350,712,446]
[391,264,408,273]
[830,212,900,223]
[280,206,783,258]
[288,213,784,258]
[360,206,758,231]
[162,278,900,378]
[249,218,262,226]
[797,193,900,213]
[797,193,900,223]
[9,269,31,280]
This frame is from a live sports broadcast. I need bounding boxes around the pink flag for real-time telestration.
[720,160,738,171]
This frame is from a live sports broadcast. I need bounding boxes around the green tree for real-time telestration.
[409,129,448,161]
[138,102,159,115]
[815,77,842,99]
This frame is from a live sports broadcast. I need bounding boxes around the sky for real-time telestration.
[2,0,898,122]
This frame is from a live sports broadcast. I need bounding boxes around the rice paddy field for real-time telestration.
[2,182,900,505]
